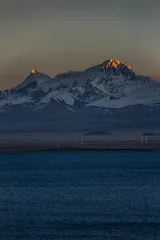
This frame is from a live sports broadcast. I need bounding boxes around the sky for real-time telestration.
[0,0,160,89]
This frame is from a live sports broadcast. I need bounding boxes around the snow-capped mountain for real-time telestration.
[1,59,159,110]
[1,59,160,133]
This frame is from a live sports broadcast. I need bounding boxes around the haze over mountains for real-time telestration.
[1,59,160,135]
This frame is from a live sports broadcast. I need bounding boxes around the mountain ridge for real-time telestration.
[0,59,160,134]
[0,59,159,111]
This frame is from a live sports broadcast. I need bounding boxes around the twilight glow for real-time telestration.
[0,0,160,89]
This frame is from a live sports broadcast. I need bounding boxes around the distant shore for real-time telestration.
[0,141,160,153]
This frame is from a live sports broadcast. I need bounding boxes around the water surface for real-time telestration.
[0,152,160,239]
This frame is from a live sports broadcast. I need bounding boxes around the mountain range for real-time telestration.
[1,59,160,135]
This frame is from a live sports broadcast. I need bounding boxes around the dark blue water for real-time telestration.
[0,152,160,239]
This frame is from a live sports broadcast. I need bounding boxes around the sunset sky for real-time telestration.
[0,0,160,89]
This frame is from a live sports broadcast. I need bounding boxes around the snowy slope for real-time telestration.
[15,70,55,92]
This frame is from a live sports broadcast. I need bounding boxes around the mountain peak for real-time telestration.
[102,59,132,71]
[85,59,133,73]
[31,69,37,74]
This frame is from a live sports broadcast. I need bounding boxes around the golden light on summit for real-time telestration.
[105,59,132,70]
[31,69,36,74]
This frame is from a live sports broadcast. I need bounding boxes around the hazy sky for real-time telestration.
[0,0,160,89]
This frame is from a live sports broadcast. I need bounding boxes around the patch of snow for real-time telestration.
[41,91,75,106]
[0,95,32,108]
[8,96,32,105]
[67,106,76,112]
[87,94,160,108]
[41,91,61,103]
[55,93,75,106]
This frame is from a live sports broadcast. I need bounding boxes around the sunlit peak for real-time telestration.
[31,69,36,74]
[104,59,132,71]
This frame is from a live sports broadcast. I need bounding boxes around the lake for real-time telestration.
[0,152,160,239]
